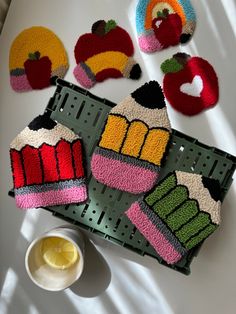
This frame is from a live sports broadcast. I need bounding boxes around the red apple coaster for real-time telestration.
[161,53,219,116]
[152,9,182,49]
[73,20,142,89]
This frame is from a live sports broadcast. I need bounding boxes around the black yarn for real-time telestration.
[131,81,166,109]
[129,64,142,80]
[202,176,221,202]
[180,33,191,43]
[28,114,57,131]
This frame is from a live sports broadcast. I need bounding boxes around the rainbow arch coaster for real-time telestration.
[136,0,196,53]
[9,26,69,92]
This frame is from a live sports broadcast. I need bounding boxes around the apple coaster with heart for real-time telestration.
[161,53,219,116]
[73,20,142,89]
[9,26,69,92]
[136,0,196,53]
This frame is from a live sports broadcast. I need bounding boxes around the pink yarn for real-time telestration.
[138,33,163,53]
[73,63,95,89]
[10,74,32,92]
[91,154,158,194]
[125,202,182,264]
[15,186,87,209]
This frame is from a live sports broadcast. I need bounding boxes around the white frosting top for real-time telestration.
[10,123,80,150]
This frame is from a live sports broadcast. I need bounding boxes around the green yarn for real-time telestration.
[185,224,218,250]
[166,200,199,232]
[176,212,212,244]
[145,174,177,206]
[153,185,188,219]
[105,20,117,34]
[161,58,183,74]
[143,170,220,255]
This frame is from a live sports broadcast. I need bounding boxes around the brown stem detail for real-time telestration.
[91,20,106,36]
[173,53,191,67]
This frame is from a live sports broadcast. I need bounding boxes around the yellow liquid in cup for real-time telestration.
[40,237,79,270]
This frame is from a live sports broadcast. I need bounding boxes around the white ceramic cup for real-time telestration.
[25,225,84,291]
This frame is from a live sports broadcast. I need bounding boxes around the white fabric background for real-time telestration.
[0,1,236,314]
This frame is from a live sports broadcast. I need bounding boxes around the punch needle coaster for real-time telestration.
[9,26,68,92]
[73,20,142,88]
[136,0,196,52]
[10,114,87,209]
[91,81,171,194]
[125,171,221,264]
[161,53,219,116]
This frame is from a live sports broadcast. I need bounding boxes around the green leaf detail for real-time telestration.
[28,53,36,60]
[157,9,169,18]
[105,20,117,33]
[156,11,164,18]
[161,58,184,74]
[28,51,41,60]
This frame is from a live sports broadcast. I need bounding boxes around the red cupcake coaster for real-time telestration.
[161,53,219,116]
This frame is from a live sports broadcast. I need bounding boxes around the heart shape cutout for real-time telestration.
[180,75,203,97]
[155,20,162,28]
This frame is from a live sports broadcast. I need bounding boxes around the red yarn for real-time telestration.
[56,140,75,180]
[22,146,42,185]
[24,56,52,89]
[163,57,219,116]
[152,13,182,48]
[74,26,134,64]
[96,69,122,82]
[10,150,25,188]
[40,144,59,182]
[72,141,84,178]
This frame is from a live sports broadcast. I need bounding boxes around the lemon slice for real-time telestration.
[41,237,79,270]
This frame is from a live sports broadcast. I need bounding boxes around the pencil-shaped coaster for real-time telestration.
[91,81,171,194]
[10,114,87,209]
[125,171,221,264]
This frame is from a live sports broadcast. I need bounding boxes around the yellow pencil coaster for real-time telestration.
[91,81,172,194]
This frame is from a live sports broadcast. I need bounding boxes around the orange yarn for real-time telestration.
[145,0,186,30]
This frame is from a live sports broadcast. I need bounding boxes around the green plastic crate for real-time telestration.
[22,78,236,274]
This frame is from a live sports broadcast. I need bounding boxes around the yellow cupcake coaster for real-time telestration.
[9,26,69,92]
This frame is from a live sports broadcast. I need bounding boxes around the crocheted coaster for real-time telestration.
[10,114,87,209]
[73,20,142,88]
[91,81,171,194]
[9,26,68,92]
[161,53,219,116]
[125,171,221,264]
[136,0,196,52]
